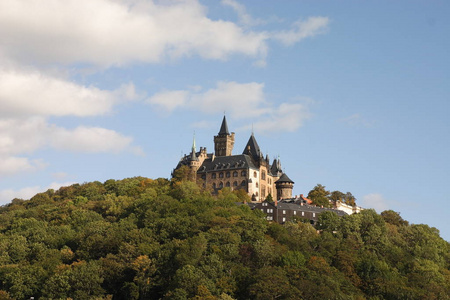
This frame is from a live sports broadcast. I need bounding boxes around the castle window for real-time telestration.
[211,173,216,179]
[282,217,286,223]
[302,212,305,216]
[226,172,230,178]
[267,216,273,221]
[313,213,315,218]
[283,210,286,214]
[256,182,259,188]
[233,171,238,177]
[219,182,223,188]
[254,171,257,178]
[241,170,246,177]
[201,174,206,180]
[233,181,238,187]
[226,182,230,187]
[293,211,297,215]
[219,172,224,178]
[241,180,246,186]
[262,171,266,180]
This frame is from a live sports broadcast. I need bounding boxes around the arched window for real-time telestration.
[219,172,224,178]
[219,182,224,188]
[253,171,257,178]
[261,171,266,180]
[233,171,238,177]
[226,182,230,187]
[241,170,246,177]
[241,180,246,186]
[226,172,231,178]
[233,181,238,187]
[211,173,216,179]
[256,182,259,188]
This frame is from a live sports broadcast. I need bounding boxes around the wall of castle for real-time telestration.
[198,168,249,194]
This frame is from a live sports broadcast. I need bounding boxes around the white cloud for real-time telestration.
[0,68,116,117]
[273,17,329,46]
[361,193,389,212]
[0,117,139,176]
[148,81,312,133]
[252,102,311,133]
[147,90,189,112]
[0,156,46,177]
[0,0,268,67]
[0,181,76,205]
[221,0,264,27]
[51,126,133,153]
[148,81,268,118]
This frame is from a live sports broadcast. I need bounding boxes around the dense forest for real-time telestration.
[0,177,448,299]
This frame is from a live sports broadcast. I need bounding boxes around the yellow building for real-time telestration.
[174,117,294,202]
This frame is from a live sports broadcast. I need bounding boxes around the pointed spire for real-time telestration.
[190,132,198,161]
[243,133,262,161]
[218,115,230,135]
[192,132,196,153]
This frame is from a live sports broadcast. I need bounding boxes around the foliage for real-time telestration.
[0,177,448,299]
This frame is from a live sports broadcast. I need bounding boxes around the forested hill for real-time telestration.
[0,177,448,300]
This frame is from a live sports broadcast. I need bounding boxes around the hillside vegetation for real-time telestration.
[0,177,448,299]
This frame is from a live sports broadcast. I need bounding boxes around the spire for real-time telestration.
[218,115,230,135]
[243,133,262,161]
[192,132,196,153]
[190,133,198,161]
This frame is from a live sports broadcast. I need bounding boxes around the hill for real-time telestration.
[0,177,448,299]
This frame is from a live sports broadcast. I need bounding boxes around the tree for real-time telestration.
[265,193,273,203]
[307,184,331,207]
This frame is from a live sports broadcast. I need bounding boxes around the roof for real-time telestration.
[218,116,230,135]
[275,173,294,184]
[197,154,258,173]
[243,134,262,161]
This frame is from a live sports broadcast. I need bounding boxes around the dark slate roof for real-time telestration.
[197,154,257,173]
[271,158,282,176]
[243,134,262,161]
[275,173,294,184]
[218,116,230,135]
[275,202,348,217]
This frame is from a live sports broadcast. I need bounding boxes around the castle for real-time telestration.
[174,116,294,202]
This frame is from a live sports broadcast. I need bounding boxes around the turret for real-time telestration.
[214,116,235,156]
[275,173,294,200]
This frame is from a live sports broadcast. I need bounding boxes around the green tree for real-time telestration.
[307,184,331,207]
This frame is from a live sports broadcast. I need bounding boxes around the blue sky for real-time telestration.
[0,0,449,240]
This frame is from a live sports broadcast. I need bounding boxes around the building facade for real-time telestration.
[174,116,294,202]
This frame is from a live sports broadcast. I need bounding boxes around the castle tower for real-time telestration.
[214,116,235,157]
[275,173,294,200]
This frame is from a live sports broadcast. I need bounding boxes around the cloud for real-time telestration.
[148,81,312,133]
[0,117,137,156]
[148,81,267,118]
[0,117,139,176]
[221,0,264,27]
[273,17,329,46]
[0,0,268,67]
[340,113,375,127]
[0,156,46,177]
[51,126,134,153]
[361,193,389,212]
[0,68,117,118]
[0,181,76,205]
[251,102,312,133]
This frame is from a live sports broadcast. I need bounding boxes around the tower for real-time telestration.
[275,173,294,200]
[214,116,235,157]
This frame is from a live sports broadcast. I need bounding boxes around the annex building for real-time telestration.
[174,116,294,202]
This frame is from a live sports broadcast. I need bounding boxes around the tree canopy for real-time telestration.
[0,177,448,299]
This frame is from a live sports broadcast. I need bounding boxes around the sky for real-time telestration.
[0,0,449,240]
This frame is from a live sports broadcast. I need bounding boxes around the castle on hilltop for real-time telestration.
[174,116,294,202]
